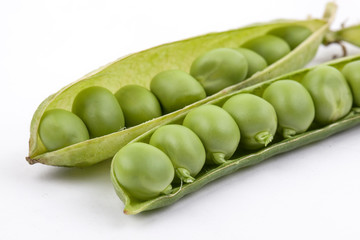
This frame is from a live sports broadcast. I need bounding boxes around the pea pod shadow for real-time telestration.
[38,158,112,183]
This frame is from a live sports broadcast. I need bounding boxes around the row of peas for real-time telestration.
[112,60,360,201]
[38,25,312,152]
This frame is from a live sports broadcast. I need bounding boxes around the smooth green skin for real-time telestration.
[234,48,268,78]
[182,105,240,164]
[39,109,89,151]
[242,35,291,65]
[190,48,248,95]
[115,85,162,127]
[262,80,315,138]
[72,86,125,138]
[269,26,312,49]
[149,124,206,183]
[302,66,353,125]
[113,142,174,201]
[222,93,277,149]
[150,70,206,113]
[342,60,360,106]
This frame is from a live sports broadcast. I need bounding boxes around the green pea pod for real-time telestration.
[111,54,360,215]
[27,3,336,167]
[326,24,360,47]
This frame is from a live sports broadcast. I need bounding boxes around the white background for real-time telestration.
[1,0,360,239]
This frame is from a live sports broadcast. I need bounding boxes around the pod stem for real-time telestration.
[322,2,337,24]
[175,168,195,183]
[212,152,227,165]
[161,184,173,195]
[282,128,297,139]
[255,131,274,147]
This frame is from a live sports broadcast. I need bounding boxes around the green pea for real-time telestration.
[149,124,206,183]
[222,93,277,149]
[183,105,240,164]
[234,48,268,78]
[242,35,291,65]
[342,60,360,106]
[268,26,312,49]
[262,80,315,138]
[112,142,174,201]
[72,86,125,138]
[190,48,248,95]
[150,70,206,113]
[302,66,353,125]
[115,85,162,127]
[39,109,89,151]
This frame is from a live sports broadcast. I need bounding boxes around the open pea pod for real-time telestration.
[26,3,336,167]
[111,54,360,215]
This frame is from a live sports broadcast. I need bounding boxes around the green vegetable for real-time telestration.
[26,4,335,167]
[115,85,162,127]
[269,25,312,49]
[150,70,206,113]
[302,66,353,125]
[342,60,360,106]
[183,105,240,164]
[111,54,360,215]
[234,48,268,78]
[112,142,174,201]
[190,48,248,95]
[242,35,291,65]
[263,80,315,138]
[149,124,206,183]
[222,93,277,149]
[72,86,125,138]
[39,109,89,151]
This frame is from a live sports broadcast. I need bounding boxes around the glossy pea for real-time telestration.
[234,48,268,78]
[149,124,206,183]
[39,109,89,151]
[222,93,277,149]
[242,35,291,65]
[72,86,125,138]
[262,80,315,138]
[183,105,240,164]
[342,60,360,106]
[302,66,353,125]
[150,70,206,113]
[112,142,174,201]
[190,48,248,95]
[115,85,162,127]
[268,25,312,49]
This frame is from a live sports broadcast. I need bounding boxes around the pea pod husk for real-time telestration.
[111,54,360,215]
[27,3,336,167]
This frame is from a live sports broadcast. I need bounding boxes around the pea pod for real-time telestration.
[325,24,360,47]
[111,54,360,215]
[26,3,336,167]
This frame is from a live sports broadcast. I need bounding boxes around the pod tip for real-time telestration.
[25,156,39,165]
